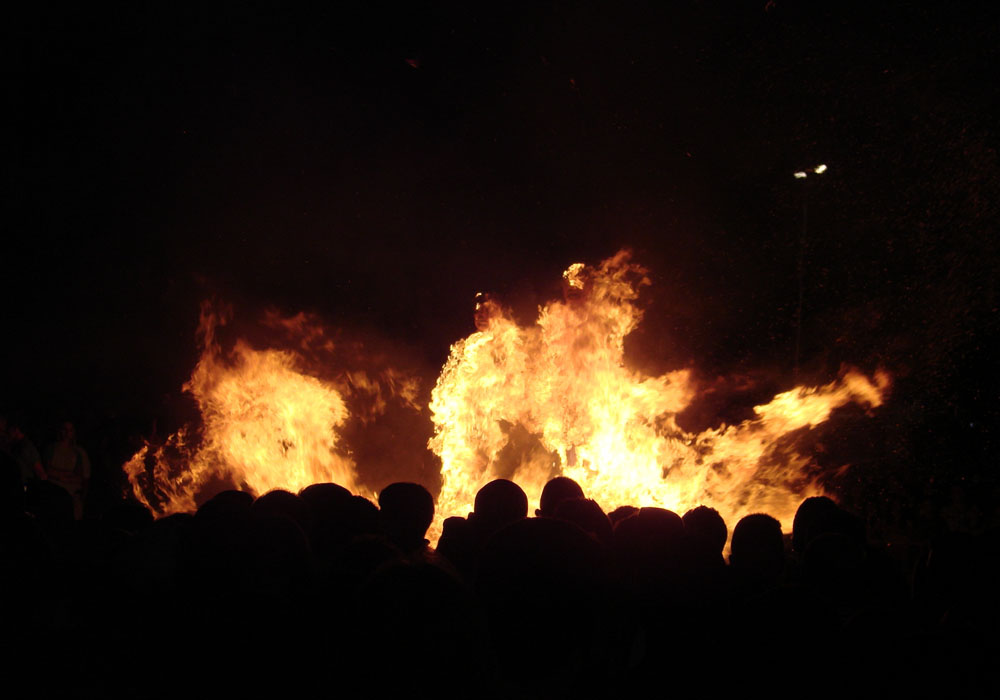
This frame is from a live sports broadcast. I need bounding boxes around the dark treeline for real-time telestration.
[2,421,997,698]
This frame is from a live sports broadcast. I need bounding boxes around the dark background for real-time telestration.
[5,2,998,532]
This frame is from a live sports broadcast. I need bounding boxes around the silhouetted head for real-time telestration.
[436,515,475,571]
[792,496,840,554]
[252,489,312,534]
[298,483,356,555]
[635,506,684,537]
[536,476,584,517]
[299,482,353,516]
[730,513,785,579]
[347,495,381,537]
[683,505,728,556]
[472,479,528,534]
[613,507,686,582]
[608,504,639,526]
[554,497,613,545]
[792,496,864,555]
[378,482,434,553]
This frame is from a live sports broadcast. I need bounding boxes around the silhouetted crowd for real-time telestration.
[1,422,997,698]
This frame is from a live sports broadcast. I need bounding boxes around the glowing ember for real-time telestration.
[428,251,889,539]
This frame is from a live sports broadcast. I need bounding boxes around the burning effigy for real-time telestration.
[126,251,889,537]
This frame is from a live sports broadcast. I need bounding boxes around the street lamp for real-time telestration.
[794,163,828,179]
[792,164,828,378]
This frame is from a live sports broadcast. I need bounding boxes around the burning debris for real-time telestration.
[126,252,889,537]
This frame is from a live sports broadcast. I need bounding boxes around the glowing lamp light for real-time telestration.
[794,164,828,179]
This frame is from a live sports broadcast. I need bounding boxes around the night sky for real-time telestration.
[6,3,999,524]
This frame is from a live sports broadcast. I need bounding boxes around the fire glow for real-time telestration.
[124,304,420,514]
[428,251,888,537]
[126,251,889,537]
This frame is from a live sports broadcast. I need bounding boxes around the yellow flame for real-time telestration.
[428,251,888,539]
[127,253,889,542]
[125,303,365,514]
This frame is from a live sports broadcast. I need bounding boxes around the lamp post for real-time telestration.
[792,164,827,379]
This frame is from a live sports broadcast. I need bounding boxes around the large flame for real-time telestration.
[127,253,889,538]
[429,251,889,537]
[125,303,421,514]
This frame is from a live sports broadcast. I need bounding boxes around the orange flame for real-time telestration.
[428,251,889,538]
[127,253,888,541]
[124,303,419,514]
